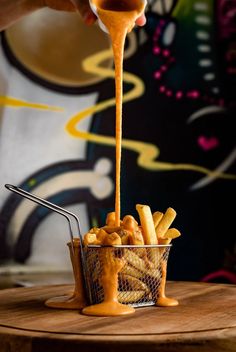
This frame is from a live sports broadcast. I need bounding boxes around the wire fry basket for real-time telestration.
[5,184,174,312]
[84,245,171,307]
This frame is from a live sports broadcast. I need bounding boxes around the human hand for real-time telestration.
[43,0,146,26]
[42,0,95,23]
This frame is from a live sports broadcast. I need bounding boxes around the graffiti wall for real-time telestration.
[0,0,235,282]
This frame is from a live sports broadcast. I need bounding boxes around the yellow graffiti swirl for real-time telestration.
[0,96,64,112]
[66,49,236,181]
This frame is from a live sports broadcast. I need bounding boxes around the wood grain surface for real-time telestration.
[0,281,236,352]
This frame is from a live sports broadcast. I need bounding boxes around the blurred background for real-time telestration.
[0,0,235,289]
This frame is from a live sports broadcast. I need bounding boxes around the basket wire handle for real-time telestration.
[5,183,82,248]
[4,183,91,302]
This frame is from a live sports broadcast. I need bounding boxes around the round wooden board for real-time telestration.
[0,281,236,352]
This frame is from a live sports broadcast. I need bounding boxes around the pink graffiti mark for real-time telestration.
[197,135,220,151]
[152,20,225,106]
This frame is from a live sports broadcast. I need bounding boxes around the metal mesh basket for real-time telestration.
[84,245,171,307]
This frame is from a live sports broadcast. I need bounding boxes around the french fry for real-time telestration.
[163,228,181,239]
[97,228,108,242]
[121,263,143,279]
[155,207,177,239]
[129,230,155,269]
[159,228,181,245]
[136,204,157,245]
[83,232,98,245]
[119,273,150,293]
[136,204,160,266]
[102,232,122,246]
[89,227,100,235]
[121,233,130,245]
[105,211,116,226]
[102,226,120,234]
[153,211,163,228]
[123,215,138,233]
[152,212,163,267]
[143,256,155,270]
[158,238,172,245]
[122,215,142,246]
[129,230,144,245]
[124,249,159,279]
[124,249,148,273]
[118,290,146,303]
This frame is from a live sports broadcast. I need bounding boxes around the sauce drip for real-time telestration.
[156,259,179,307]
[82,247,135,316]
[45,239,87,309]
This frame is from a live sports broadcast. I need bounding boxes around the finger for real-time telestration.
[70,0,96,24]
[135,13,146,26]
[45,0,76,11]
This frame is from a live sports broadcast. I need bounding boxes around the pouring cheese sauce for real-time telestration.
[81,0,178,316]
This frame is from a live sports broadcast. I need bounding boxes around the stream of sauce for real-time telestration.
[93,0,145,227]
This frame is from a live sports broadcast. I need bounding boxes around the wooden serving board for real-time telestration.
[0,281,236,352]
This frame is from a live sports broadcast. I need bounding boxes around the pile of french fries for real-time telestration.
[83,204,181,304]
